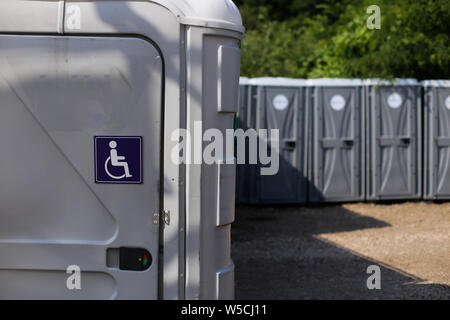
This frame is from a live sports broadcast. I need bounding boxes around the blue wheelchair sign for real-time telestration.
[94,136,142,184]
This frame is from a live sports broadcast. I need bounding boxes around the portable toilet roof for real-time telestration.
[364,78,420,86]
[421,80,450,87]
[240,77,251,85]
[153,0,245,32]
[306,78,365,86]
[0,0,244,34]
[249,77,309,87]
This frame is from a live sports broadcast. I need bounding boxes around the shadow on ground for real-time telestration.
[232,205,450,300]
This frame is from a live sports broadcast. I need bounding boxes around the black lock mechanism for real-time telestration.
[120,247,152,271]
[107,247,152,271]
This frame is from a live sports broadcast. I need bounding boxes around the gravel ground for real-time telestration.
[232,202,450,300]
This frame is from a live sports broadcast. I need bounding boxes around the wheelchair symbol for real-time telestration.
[104,140,132,180]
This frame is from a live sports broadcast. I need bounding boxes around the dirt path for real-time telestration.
[232,202,450,300]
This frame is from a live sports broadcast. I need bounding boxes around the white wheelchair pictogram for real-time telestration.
[104,140,133,180]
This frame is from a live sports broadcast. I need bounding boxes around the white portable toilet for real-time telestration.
[0,0,244,300]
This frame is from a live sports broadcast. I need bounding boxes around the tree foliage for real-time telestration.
[237,0,450,80]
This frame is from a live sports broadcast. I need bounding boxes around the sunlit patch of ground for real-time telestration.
[318,202,450,286]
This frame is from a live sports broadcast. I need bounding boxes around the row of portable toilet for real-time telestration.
[236,78,450,204]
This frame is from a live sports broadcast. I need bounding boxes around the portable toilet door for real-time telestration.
[423,80,450,200]
[250,77,309,204]
[308,79,365,203]
[0,0,244,300]
[365,79,422,201]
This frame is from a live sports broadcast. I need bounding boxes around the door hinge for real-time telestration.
[153,213,160,225]
[163,210,171,226]
[153,210,170,226]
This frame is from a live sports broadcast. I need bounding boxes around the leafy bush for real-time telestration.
[238,0,449,80]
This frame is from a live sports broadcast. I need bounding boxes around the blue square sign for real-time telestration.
[94,136,143,184]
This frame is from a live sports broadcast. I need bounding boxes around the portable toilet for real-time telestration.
[308,79,366,203]
[0,0,244,300]
[365,79,422,201]
[243,77,309,204]
[423,80,450,200]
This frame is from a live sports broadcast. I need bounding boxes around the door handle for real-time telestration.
[343,139,354,148]
[283,139,296,150]
[400,138,411,147]
[107,247,152,271]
